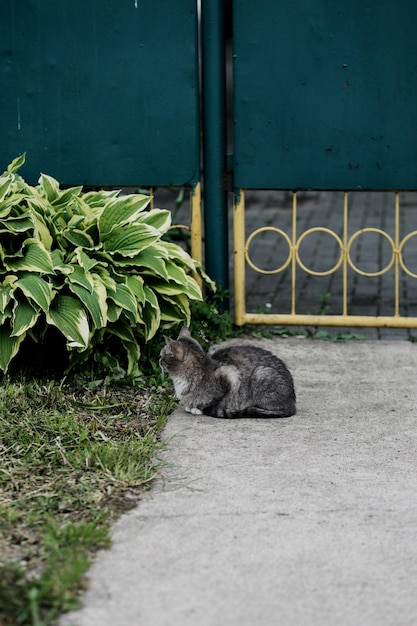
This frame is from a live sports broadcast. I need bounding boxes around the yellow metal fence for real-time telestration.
[233,190,417,328]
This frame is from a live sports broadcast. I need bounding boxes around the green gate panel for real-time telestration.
[233,0,417,190]
[1,0,199,187]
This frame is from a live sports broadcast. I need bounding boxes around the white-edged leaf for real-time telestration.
[136,208,171,233]
[39,173,60,201]
[0,176,13,203]
[125,275,146,304]
[69,275,108,329]
[6,153,26,174]
[0,213,33,233]
[74,249,100,272]
[11,299,40,336]
[3,239,54,274]
[98,194,151,236]
[63,228,96,249]
[165,262,202,299]
[122,247,169,279]
[15,273,54,311]
[107,283,139,323]
[0,322,25,372]
[67,265,95,293]
[46,295,89,349]
[102,223,160,257]
[142,286,161,340]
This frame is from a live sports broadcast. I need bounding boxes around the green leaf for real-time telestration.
[136,208,171,233]
[142,286,161,340]
[11,298,40,336]
[102,224,160,257]
[0,322,25,372]
[69,275,108,329]
[39,173,60,201]
[0,176,13,203]
[160,297,190,325]
[67,265,95,293]
[46,295,89,349]
[165,262,202,299]
[63,228,96,248]
[74,249,100,272]
[31,209,53,249]
[15,273,54,311]
[162,242,199,272]
[125,275,146,304]
[3,239,54,274]
[121,247,169,279]
[52,185,83,206]
[0,213,33,233]
[5,153,26,174]
[107,283,139,323]
[98,194,151,236]
[108,318,137,343]
[0,281,13,313]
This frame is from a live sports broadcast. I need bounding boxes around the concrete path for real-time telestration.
[62,337,417,626]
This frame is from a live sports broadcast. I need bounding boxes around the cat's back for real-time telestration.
[211,343,289,372]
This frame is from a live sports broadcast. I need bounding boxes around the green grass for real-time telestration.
[0,376,176,626]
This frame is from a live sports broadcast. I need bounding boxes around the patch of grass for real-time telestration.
[0,376,176,626]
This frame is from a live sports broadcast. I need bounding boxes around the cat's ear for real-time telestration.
[164,337,188,361]
[178,326,192,339]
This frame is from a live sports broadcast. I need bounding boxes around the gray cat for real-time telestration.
[159,327,296,418]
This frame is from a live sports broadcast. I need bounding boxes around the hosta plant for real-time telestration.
[0,154,208,376]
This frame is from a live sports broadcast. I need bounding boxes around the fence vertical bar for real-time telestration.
[201,0,229,292]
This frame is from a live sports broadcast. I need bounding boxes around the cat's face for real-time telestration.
[159,327,204,375]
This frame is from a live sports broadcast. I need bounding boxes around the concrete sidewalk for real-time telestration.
[62,338,417,626]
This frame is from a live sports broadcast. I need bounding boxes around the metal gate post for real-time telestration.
[201,0,229,292]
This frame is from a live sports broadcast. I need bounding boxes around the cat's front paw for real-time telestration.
[184,406,203,415]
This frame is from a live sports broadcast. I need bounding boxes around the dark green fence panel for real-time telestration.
[1,0,199,187]
[233,0,417,190]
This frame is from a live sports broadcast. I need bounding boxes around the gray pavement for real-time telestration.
[62,337,417,626]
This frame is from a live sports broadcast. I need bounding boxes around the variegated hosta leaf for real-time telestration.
[52,185,83,207]
[74,249,101,272]
[0,322,25,372]
[11,298,40,337]
[31,209,53,250]
[119,247,169,280]
[62,228,96,249]
[3,239,54,274]
[5,153,26,174]
[142,286,161,340]
[107,283,139,324]
[102,223,160,257]
[39,173,60,202]
[0,213,33,233]
[15,273,54,311]
[165,262,202,299]
[67,265,95,293]
[98,194,151,236]
[125,275,146,304]
[0,176,13,203]
[46,295,89,349]
[136,208,171,234]
[160,295,191,325]
[69,274,108,329]
[0,281,14,313]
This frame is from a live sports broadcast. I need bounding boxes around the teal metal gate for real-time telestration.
[2,1,417,328]
[1,0,200,188]
[230,0,417,328]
